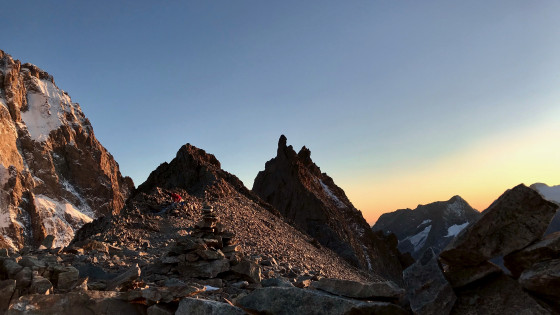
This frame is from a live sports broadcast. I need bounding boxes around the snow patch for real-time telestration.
[361,245,373,271]
[33,194,93,247]
[402,225,432,251]
[445,222,469,238]
[446,199,465,216]
[319,180,346,208]
[61,180,94,218]
[417,219,431,227]
[20,78,85,142]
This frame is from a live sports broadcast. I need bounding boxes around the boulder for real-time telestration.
[312,278,404,300]
[6,291,142,314]
[19,256,46,270]
[518,258,560,299]
[56,266,79,291]
[41,235,55,249]
[440,184,558,267]
[504,231,560,278]
[230,258,262,283]
[403,248,456,315]
[0,279,16,312]
[14,267,32,289]
[2,259,23,277]
[175,297,245,315]
[126,284,204,304]
[237,286,408,315]
[261,277,294,288]
[451,274,549,314]
[443,261,503,288]
[147,304,174,315]
[106,264,140,291]
[177,259,229,278]
[30,275,52,295]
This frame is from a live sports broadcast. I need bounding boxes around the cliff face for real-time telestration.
[252,135,408,283]
[0,50,133,249]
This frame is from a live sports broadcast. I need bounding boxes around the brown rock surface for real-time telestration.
[451,274,550,315]
[252,135,406,282]
[518,259,560,299]
[0,50,133,250]
[504,231,560,278]
[440,184,558,267]
[443,261,502,289]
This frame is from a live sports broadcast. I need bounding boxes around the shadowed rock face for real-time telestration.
[252,135,407,283]
[373,196,480,259]
[0,50,133,249]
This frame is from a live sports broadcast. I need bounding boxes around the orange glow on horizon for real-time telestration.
[344,109,560,225]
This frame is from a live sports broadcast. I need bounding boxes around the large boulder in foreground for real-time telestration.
[176,297,245,315]
[6,291,142,314]
[403,248,456,315]
[518,258,560,300]
[451,274,550,314]
[440,184,558,267]
[237,286,408,315]
[504,231,560,278]
[312,278,404,301]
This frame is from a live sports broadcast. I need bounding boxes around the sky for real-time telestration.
[2,1,560,223]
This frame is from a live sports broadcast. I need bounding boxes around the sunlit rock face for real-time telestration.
[252,135,408,283]
[0,50,133,249]
[372,196,480,259]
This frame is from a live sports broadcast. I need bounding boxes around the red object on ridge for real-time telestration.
[171,193,182,202]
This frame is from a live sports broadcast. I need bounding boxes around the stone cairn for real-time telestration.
[157,203,260,284]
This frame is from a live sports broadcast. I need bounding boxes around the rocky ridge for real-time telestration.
[0,50,133,250]
[252,135,410,283]
[373,195,481,259]
[0,143,410,314]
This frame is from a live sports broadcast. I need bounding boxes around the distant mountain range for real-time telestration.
[372,196,480,259]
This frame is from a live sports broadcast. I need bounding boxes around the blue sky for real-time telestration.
[2,1,560,222]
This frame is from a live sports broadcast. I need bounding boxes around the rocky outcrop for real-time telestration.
[237,286,408,315]
[531,183,560,234]
[373,196,480,259]
[0,50,133,250]
[504,231,560,278]
[253,135,407,282]
[312,278,404,301]
[451,274,550,315]
[439,184,558,267]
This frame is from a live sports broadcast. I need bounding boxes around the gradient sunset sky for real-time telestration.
[2,1,559,223]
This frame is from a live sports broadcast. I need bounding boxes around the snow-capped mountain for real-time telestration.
[372,195,480,259]
[530,183,560,234]
[0,50,133,249]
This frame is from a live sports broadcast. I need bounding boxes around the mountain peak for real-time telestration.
[253,136,407,283]
[0,49,133,249]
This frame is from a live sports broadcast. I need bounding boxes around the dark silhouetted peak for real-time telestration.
[373,195,480,259]
[278,134,287,148]
[177,143,221,169]
[253,136,407,283]
[137,143,274,214]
